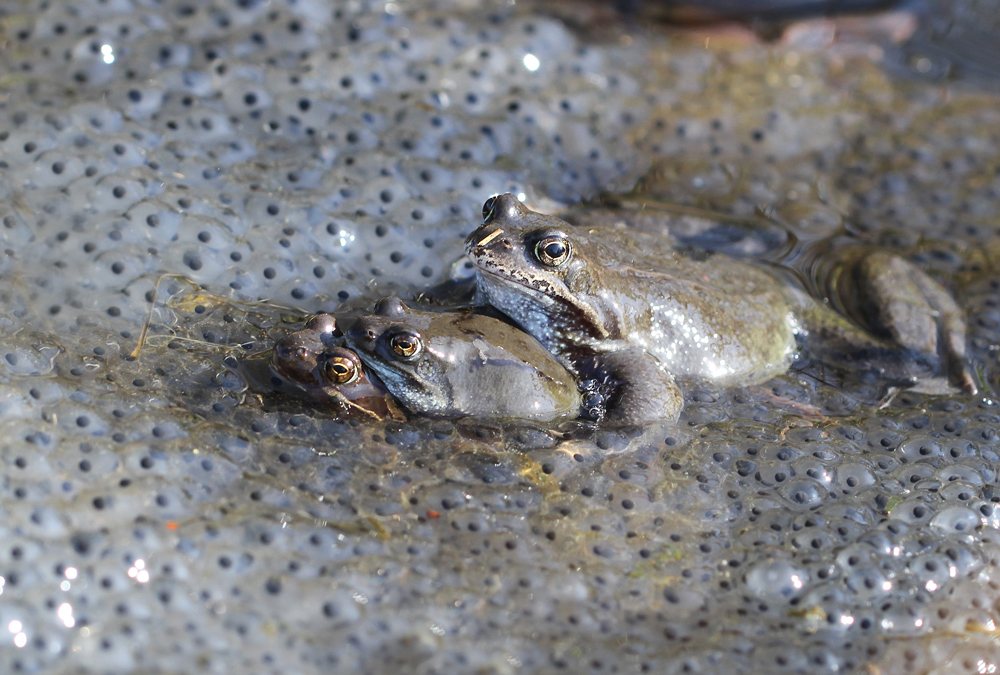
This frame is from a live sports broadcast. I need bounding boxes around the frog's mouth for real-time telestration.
[475,266,555,306]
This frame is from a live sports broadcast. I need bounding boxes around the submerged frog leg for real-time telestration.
[842,251,977,395]
[886,257,976,395]
[578,349,683,426]
[796,294,937,387]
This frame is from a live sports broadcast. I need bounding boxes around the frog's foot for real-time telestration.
[577,349,683,426]
[835,250,977,396]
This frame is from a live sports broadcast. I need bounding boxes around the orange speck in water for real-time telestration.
[426,510,440,519]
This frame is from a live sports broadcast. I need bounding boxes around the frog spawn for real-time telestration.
[2,0,1000,673]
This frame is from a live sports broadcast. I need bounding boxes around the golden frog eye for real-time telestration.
[389,331,422,360]
[534,235,571,267]
[324,355,359,385]
[482,195,498,221]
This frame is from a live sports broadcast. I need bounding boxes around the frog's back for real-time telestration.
[439,314,581,420]
[584,226,799,385]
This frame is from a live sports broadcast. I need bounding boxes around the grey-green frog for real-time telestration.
[465,194,976,424]
[345,298,597,422]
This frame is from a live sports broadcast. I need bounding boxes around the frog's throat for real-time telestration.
[477,268,610,340]
[345,349,414,400]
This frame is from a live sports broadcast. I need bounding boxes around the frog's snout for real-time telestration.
[465,227,512,259]
[273,339,310,364]
[347,324,377,343]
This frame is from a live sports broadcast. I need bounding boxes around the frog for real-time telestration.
[465,193,976,425]
[343,297,642,423]
[269,314,405,421]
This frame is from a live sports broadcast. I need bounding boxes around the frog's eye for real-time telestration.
[482,195,498,221]
[324,354,360,385]
[534,235,571,267]
[388,331,423,360]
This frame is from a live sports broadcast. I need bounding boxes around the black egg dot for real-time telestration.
[112,186,126,199]
[389,251,403,263]
[244,92,258,106]
[128,90,142,102]
[266,204,279,216]
[183,252,203,271]
[107,306,121,317]
[146,214,159,227]
[111,262,124,274]
[24,142,36,153]
[52,162,65,174]
[263,267,276,279]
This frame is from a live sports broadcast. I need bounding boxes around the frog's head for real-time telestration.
[464,193,611,342]
[345,298,458,417]
[271,315,368,392]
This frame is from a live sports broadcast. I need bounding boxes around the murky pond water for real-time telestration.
[1,0,999,672]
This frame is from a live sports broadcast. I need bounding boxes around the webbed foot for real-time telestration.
[577,349,683,426]
[832,249,977,395]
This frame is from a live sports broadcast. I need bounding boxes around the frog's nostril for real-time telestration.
[346,325,372,342]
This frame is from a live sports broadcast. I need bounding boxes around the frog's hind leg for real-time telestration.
[797,293,937,388]
[578,349,683,426]
[838,251,977,395]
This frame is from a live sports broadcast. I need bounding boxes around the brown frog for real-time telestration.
[465,194,976,424]
[269,314,405,421]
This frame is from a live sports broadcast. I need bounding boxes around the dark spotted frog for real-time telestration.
[465,194,976,424]
[269,314,405,421]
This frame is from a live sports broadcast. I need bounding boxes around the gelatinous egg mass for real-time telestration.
[0,0,999,673]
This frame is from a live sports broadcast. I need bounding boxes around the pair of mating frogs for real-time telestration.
[269,193,976,426]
